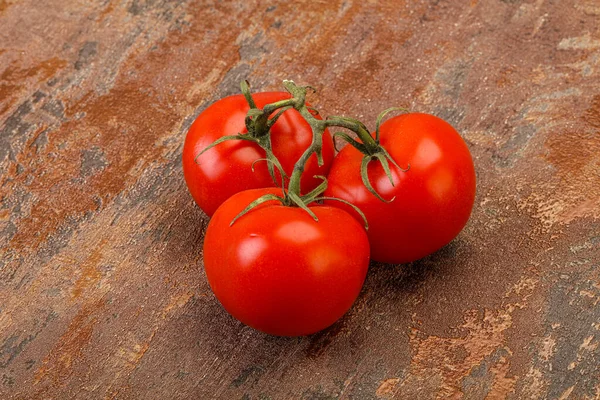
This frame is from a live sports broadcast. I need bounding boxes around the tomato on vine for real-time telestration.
[193,79,476,337]
[203,187,370,336]
[183,83,334,216]
[325,112,476,264]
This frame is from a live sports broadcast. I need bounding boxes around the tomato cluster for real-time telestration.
[182,81,476,336]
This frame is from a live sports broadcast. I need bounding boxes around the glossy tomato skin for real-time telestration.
[203,188,370,336]
[325,113,476,264]
[183,92,335,217]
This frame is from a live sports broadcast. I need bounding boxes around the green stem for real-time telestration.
[240,81,298,139]
[240,80,257,109]
[197,82,299,188]
[264,98,297,114]
[282,81,328,198]
[250,99,297,138]
[324,117,379,154]
[229,79,381,225]
[322,108,411,201]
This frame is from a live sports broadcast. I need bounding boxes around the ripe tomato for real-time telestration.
[203,188,370,336]
[325,113,476,264]
[183,92,335,216]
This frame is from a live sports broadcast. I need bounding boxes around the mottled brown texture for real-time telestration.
[1,0,599,399]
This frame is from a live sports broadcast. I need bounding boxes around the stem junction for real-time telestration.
[203,79,408,229]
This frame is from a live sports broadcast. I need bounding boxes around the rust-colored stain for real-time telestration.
[397,302,521,398]
[98,1,114,21]
[33,298,104,388]
[160,291,195,319]
[2,0,600,398]
[71,239,107,299]
[376,378,400,397]
[584,94,600,128]
[0,84,15,115]
[0,57,67,115]
[496,66,517,88]
[1,57,67,82]
[534,100,600,225]
[0,0,11,15]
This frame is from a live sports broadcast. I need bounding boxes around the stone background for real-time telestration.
[1,0,599,399]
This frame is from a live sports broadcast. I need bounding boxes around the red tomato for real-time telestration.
[183,92,335,216]
[203,188,370,336]
[325,113,476,264]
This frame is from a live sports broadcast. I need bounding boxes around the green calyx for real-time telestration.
[194,80,295,185]
[229,174,368,230]
[327,107,410,202]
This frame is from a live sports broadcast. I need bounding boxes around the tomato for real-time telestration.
[183,92,335,216]
[325,113,476,264]
[202,188,370,336]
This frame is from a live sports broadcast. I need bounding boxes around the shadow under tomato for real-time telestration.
[365,238,464,295]
[303,239,471,359]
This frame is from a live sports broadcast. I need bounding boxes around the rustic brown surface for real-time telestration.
[1,0,599,399]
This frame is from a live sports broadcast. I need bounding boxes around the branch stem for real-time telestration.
[282,81,328,198]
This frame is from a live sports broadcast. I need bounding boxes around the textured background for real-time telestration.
[1,0,599,399]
